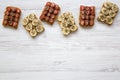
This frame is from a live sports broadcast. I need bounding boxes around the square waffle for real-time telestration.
[57,12,78,36]
[79,5,95,27]
[97,2,119,25]
[22,13,45,38]
[3,6,21,29]
[40,2,60,25]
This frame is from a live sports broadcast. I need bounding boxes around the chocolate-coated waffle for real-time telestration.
[79,5,95,27]
[40,2,60,25]
[3,6,21,29]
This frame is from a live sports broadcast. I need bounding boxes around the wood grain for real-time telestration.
[0,0,120,80]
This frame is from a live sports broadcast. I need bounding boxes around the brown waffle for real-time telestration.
[97,2,119,25]
[3,6,21,29]
[79,5,95,27]
[40,2,60,25]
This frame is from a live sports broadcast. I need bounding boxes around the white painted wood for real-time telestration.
[0,0,120,80]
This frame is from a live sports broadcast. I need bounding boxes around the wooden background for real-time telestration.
[0,0,120,80]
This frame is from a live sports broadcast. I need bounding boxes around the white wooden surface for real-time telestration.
[0,0,120,80]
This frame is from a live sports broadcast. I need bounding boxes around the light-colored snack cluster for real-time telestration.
[57,12,78,36]
[22,13,44,37]
[97,2,119,25]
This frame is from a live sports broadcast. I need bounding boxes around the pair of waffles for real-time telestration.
[23,2,60,37]
[79,2,119,27]
[2,1,119,37]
